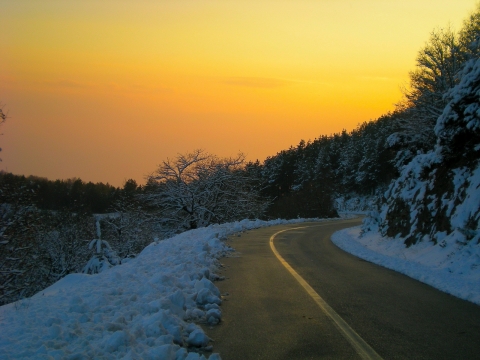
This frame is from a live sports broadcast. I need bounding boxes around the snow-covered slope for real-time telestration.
[0,218,321,360]
[372,57,480,247]
[331,56,480,311]
[352,58,480,305]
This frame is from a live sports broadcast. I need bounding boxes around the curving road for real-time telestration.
[206,219,480,359]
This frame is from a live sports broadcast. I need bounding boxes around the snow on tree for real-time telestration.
[314,140,339,192]
[261,147,297,198]
[256,115,397,218]
[83,218,121,274]
[39,211,93,282]
[145,150,267,233]
[388,7,480,170]
[0,174,158,304]
[100,185,157,259]
[371,55,480,247]
[435,57,480,164]
[0,194,94,305]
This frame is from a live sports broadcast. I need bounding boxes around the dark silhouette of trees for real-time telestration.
[0,173,121,214]
[0,105,6,161]
[458,3,480,62]
[255,114,399,219]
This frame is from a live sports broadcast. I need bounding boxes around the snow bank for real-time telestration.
[332,226,480,305]
[0,217,327,360]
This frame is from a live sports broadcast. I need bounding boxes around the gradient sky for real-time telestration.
[1,0,477,186]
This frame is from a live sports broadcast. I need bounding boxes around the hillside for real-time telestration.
[365,57,480,247]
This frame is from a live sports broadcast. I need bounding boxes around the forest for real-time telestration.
[1,5,479,306]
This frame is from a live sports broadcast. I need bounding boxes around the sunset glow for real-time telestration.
[1,0,477,186]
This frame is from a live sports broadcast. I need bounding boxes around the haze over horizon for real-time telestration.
[1,0,477,187]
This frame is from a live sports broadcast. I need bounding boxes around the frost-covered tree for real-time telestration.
[389,7,480,169]
[293,139,333,192]
[101,187,157,259]
[435,57,480,166]
[82,238,120,274]
[39,211,93,282]
[0,172,158,304]
[373,55,480,246]
[146,150,267,233]
[339,130,363,192]
[0,203,42,305]
[353,117,397,193]
[0,196,94,305]
[255,116,397,218]
[83,218,121,274]
[261,147,297,198]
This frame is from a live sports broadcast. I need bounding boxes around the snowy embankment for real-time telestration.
[332,225,480,305]
[0,217,325,360]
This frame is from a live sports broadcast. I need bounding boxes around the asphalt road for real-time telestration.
[206,219,480,359]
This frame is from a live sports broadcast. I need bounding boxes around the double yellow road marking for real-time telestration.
[270,226,383,360]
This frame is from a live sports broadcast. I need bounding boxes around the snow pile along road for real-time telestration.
[0,218,321,360]
[332,225,480,305]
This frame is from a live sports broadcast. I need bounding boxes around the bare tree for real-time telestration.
[458,3,480,61]
[402,27,461,118]
[145,150,267,234]
[0,107,5,126]
[0,105,6,160]
[388,27,464,167]
[101,193,157,259]
[0,201,94,306]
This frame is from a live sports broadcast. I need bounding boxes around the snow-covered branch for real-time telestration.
[145,150,267,233]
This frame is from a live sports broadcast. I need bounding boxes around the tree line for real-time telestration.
[252,113,398,217]
[249,4,480,224]
[0,172,125,213]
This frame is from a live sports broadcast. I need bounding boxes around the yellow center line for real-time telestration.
[270,226,383,360]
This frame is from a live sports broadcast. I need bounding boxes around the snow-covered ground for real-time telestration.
[2,214,477,359]
[332,225,480,305]
[0,217,327,360]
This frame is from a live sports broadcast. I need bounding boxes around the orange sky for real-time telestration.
[1,0,477,186]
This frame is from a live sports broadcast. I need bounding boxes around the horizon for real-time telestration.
[1,0,477,187]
